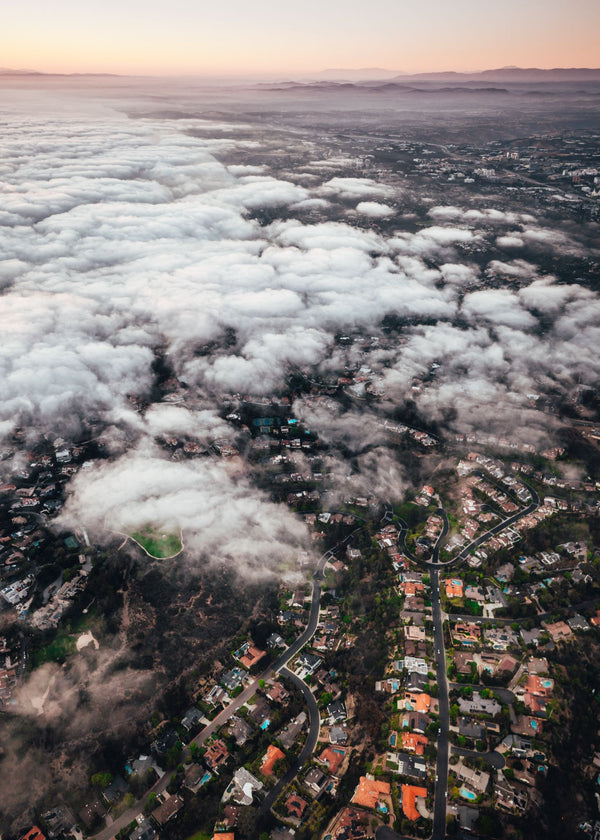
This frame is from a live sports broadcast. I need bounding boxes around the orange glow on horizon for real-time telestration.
[3,0,599,78]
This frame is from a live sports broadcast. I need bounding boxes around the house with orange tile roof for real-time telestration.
[235,641,266,670]
[400,579,425,597]
[317,746,346,775]
[542,620,573,642]
[444,578,464,599]
[204,739,230,772]
[400,691,431,714]
[351,776,391,810]
[285,793,308,820]
[21,828,46,840]
[401,732,428,756]
[401,785,428,821]
[591,610,600,627]
[523,674,554,716]
[212,834,234,840]
[452,622,481,646]
[261,744,285,776]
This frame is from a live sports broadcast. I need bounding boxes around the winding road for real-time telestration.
[94,476,540,840]
[395,478,540,839]
[93,529,359,840]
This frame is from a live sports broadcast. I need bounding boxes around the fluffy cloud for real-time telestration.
[0,92,599,493]
[58,442,308,577]
[355,201,395,218]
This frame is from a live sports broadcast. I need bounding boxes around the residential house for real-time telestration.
[279,711,307,749]
[21,828,46,840]
[304,767,330,798]
[247,696,272,728]
[459,717,486,741]
[183,763,210,793]
[285,793,308,820]
[329,725,349,745]
[220,667,245,693]
[261,744,285,776]
[398,656,428,675]
[234,641,266,670]
[457,764,489,794]
[386,752,427,779]
[520,628,543,647]
[458,694,500,717]
[401,785,428,821]
[151,795,184,827]
[569,613,591,632]
[227,715,253,746]
[327,699,347,724]
[400,711,429,734]
[266,681,289,704]
[400,691,431,714]
[130,820,156,840]
[453,622,481,646]
[406,671,429,693]
[445,579,464,599]
[222,768,263,806]
[317,746,346,775]
[204,739,230,772]
[405,625,426,642]
[495,774,528,811]
[351,776,391,811]
[295,651,322,677]
[523,674,554,717]
[181,706,203,733]
[542,620,573,642]
[401,732,428,756]
[324,807,368,840]
[484,627,518,651]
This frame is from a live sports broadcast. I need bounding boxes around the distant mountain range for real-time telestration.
[1,65,599,82]
[295,67,600,84]
[394,67,600,82]
[0,67,42,75]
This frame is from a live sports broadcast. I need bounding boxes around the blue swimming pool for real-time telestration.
[261,719,270,730]
[460,788,477,801]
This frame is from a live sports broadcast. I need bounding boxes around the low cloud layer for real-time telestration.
[0,89,599,544]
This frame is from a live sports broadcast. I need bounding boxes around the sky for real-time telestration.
[3,0,600,76]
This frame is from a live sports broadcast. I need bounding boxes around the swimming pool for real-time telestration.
[541,679,552,688]
[261,719,270,730]
[531,720,538,730]
[389,733,397,747]
[460,788,477,801]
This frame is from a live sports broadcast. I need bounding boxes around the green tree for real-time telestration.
[91,771,113,789]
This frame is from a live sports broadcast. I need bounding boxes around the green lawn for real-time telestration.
[31,632,77,666]
[129,526,182,558]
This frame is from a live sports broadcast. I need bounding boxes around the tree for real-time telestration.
[91,771,113,789]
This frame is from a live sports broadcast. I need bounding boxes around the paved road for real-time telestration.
[415,483,539,840]
[259,665,320,816]
[429,565,450,840]
[92,530,361,840]
[452,481,540,565]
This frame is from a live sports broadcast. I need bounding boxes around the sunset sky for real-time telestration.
[3,0,600,76]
